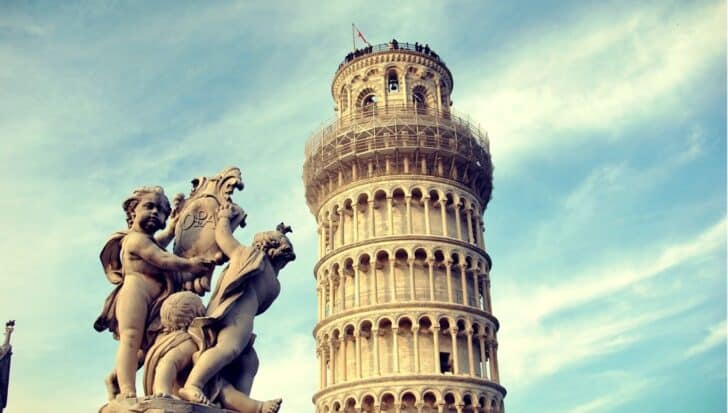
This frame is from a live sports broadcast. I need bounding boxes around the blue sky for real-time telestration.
[0,1,725,412]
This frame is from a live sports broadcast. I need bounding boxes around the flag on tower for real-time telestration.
[352,23,371,48]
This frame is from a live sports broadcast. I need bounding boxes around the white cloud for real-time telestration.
[457,1,725,167]
[498,217,725,385]
[566,375,653,413]
[509,217,724,324]
[251,334,317,413]
[685,320,727,358]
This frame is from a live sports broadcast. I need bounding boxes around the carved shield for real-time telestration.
[173,167,245,295]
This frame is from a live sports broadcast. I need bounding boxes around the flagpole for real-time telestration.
[352,23,356,50]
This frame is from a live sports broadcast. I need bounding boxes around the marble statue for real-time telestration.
[177,204,294,410]
[173,167,246,296]
[96,168,292,413]
[144,292,281,413]
[95,186,215,400]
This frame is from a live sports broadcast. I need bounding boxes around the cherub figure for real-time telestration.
[143,291,281,413]
[94,186,213,400]
[178,203,295,408]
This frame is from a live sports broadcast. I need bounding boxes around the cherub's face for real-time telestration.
[133,193,168,234]
[270,234,295,270]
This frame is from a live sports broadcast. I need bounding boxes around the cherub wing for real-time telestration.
[99,231,128,285]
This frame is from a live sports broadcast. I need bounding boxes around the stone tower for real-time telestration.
[303,41,505,413]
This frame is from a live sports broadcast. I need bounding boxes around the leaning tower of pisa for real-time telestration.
[303,40,506,413]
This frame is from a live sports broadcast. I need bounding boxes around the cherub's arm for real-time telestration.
[127,233,211,273]
[152,340,197,396]
[215,204,245,258]
[154,219,177,249]
[155,194,185,248]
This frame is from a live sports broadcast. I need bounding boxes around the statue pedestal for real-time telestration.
[100,397,235,413]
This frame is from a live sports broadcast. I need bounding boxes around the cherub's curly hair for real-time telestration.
[252,222,296,269]
[160,291,205,332]
[122,186,172,228]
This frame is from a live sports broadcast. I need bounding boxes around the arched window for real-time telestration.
[339,87,348,112]
[387,70,399,92]
[357,88,377,115]
[412,85,428,112]
[362,94,377,115]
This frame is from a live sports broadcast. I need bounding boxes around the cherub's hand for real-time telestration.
[218,203,247,228]
[189,257,215,274]
[217,203,237,220]
[169,194,186,223]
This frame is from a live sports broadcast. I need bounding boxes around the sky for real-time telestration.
[0,1,725,412]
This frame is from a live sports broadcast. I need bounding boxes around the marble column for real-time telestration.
[478,333,487,379]
[317,225,323,256]
[389,258,397,302]
[373,328,381,375]
[338,209,345,247]
[471,273,480,309]
[342,336,348,381]
[353,264,360,307]
[445,261,454,303]
[427,259,435,301]
[423,195,431,235]
[488,340,497,382]
[328,214,334,250]
[329,339,337,385]
[317,347,324,388]
[475,215,484,248]
[439,199,448,236]
[317,286,323,320]
[466,328,475,376]
[392,326,400,373]
[329,277,337,315]
[405,195,412,233]
[353,204,359,242]
[413,325,421,373]
[387,196,394,235]
[465,208,474,244]
[450,328,459,374]
[454,204,462,240]
[432,326,441,374]
[491,340,500,383]
[372,263,379,305]
[355,329,363,379]
[339,272,346,311]
[368,199,375,238]
[484,398,492,413]
[484,274,492,313]
[460,264,468,306]
[408,258,416,301]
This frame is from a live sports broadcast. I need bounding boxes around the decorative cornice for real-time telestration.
[314,234,490,275]
[312,301,500,336]
[313,374,506,403]
[313,174,486,218]
[332,50,453,100]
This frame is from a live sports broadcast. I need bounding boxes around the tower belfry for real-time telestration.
[303,40,505,413]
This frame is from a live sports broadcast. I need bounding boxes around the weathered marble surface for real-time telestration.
[94,167,292,413]
[100,396,235,413]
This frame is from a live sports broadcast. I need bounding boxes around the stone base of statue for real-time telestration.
[99,396,235,413]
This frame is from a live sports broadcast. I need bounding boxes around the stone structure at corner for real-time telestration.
[0,321,14,413]
[303,41,506,413]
